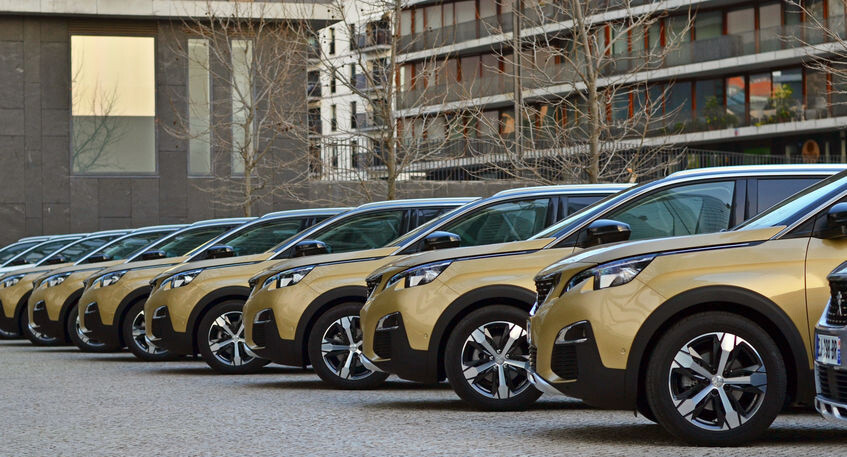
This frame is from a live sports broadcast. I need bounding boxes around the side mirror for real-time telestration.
[205,245,235,259]
[8,257,28,266]
[577,219,632,248]
[817,203,847,239]
[44,254,68,265]
[423,231,461,251]
[140,250,166,261]
[293,240,329,257]
[85,253,111,264]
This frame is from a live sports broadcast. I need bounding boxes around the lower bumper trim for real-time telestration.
[816,395,847,422]
[528,370,561,396]
[359,353,385,373]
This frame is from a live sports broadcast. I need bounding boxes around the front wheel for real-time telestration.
[68,302,121,352]
[645,312,786,447]
[123,300,176,361]
[197,301,269,374]
[444,305,541,411]
[307,303,389,389]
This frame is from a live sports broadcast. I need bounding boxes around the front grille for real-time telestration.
[827,281,847,326]
[551,345,578,380]
[817,365,847,403]
[534,275,557,304]
[529,344,537,372]
[373,330,392,359]
[366,275,382,297]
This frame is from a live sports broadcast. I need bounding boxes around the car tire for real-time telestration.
[0,319,20,339]
[197,300,270,374]
[21,306,63,346]
[68,302,121,352]
[123,299,177,361]
[307,302,389,389]
[645,311,786,447]
[444,305,541,411]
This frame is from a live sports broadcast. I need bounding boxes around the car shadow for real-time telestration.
[150,365,306,376]
[369,398,588,413]
[0,341,39,347]
[248,379,451,392]
[76,355,141,363]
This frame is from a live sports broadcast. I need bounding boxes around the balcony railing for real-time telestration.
[354,71,389,91]
[397,73,514,109]
[355,112,389,130]
[399,13,513,54]
[352,29,391,50]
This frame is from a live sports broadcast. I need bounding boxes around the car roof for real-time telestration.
[187,217,255,227]
[355,198,476,210]
[667,164,846,179]
[492,184,632,197]
[257,208,351,220]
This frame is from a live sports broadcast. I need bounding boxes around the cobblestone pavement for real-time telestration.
[0,340,845,456]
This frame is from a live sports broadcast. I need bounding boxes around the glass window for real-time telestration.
[413,207,453,227]
[455,1,475,23]
[606,181,735,241]
[567,196,603,215]
[0,242,41,264]
[726,76,746,121]
[440,199,551,247]
[188,39,211,176]
[220,220,305,256]
[479,0,496,18]
[757,178,820,213]
[750,73,771,122]
[806,69,829,116]
[99,232,173,261]
[666,15,691,43]
[314,211,405,253]
[231,39,253,176]
[695,11,723,40]
[759,3,782,29]
[773,68,802,107]
[71,36,155,174]
[460,56,479,82]
[425,5,441,30]
[667,81,692,124]
[727,8,755,34]
[151,226,235,258]
[400,10,412,36]
[695,79,724,120]
[50,235,122,263]
[21,239,81,265]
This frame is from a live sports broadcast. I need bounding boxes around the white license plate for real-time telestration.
[816,334,842,366]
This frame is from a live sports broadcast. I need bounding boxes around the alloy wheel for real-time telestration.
[76,315,105,348]
[130,310,166,355]
[668,331,767,431]
[459,321,531,400]
[28,322,58,344]
[206,311,257,366]
[319,315,372,381]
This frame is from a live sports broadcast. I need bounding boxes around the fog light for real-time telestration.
[555,321,589,344]
[376,312,400,330]
[254,309,272,324]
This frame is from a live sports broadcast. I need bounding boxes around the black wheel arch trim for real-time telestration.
[59,288,85,337]
[114,286,153,336]
[13,290,33,332]
[625,285,813,411]
[293,285,369,367]
[186,286,253,349]
[428,285,537,380]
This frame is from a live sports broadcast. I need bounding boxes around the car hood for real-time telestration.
[33,259,125,282]
[537,226,784,278]
[368,238,554,280]
[250,247,397,284]
[0,262,74,279]
[152,252,272,283]
[89,255,189,279]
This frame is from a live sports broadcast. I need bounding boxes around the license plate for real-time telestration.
[816,334,842,366]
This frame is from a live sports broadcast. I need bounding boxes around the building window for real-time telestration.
[329,27,336,55]
[350,63,356,82]
[331,70,337,93]
[188,39,211,176]
[231,39,253,176]
[331,104,338,131]
[351,101,358,129]
[71,35,156,174]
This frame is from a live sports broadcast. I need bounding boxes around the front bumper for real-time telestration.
[366,313,441,384]
[79,302,122,348]
[247,308,302,366]
[0,281,32,333]
[814,321,847,422]
[31,300,64,340]
[147,305,194,355]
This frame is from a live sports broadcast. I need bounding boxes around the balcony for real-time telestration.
[399,13,513,54]
[308,113,322,136]
[352,29,391,51]
[397,73,514,110]
[354,71,390,92]
[355,112,388,131]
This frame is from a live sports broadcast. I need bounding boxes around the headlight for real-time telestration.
[1,274,25,288]
[565,254,655,292]
[91,270,127,289]
[160,269,204,290]
[386,260,452,289]
[261,266,314,290]
[43,272,71,288]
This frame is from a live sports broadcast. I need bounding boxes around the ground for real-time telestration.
[0,340,844,456]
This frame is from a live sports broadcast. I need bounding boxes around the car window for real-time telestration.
[99,232,172,261]
[0,241,41,263]
[566,196,603,215]
[756,178,820,214]
[606,181,735,241]
[314,210,405,253]
[225,220,305,256]
[50,235,122,263]
[154,226,236,258]
[22,239,79,264]
[440,198,551,247]
[414,207,453,227]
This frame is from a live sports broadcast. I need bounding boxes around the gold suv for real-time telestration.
[145,199,470,374]
[243,185,627,387]
[529,170,847,446]
[361,165,843,411]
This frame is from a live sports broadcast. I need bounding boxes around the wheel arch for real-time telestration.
[114,286,153,346]
[187,286,252,354]
[13,290,33,334]
[59,288,84,340]
[429,285,536,381]
[294,285,369,367]
[627,285,813,416]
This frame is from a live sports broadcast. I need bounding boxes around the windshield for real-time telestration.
[0,241,42,263]
[96,231,174,261]
[736,170,847,231]
[387,204,471,247]
[530,185,640,240]
[147,225,237,258]
[20,238,81,265]
[47,235,123,263]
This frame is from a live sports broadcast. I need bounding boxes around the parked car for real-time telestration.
[145,198,472,373]
[360,164,844,412]
[26,225,185,346]
[529,168,847,446]
[814,263,847,422]
[243,184,629,385]
[78,209,343,359]
[0,230,130,339]
[0,235,55,265]
[0,234,90,277]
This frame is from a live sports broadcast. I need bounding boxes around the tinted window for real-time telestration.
[566,196,604,215]
[606,181,735,241]
[314,210,405,253]
[414,207,453,227]
[738,171,847,230]
[51,235,122,263]
[154,226,236,258]
[22,239,81,264]
[756,178,819,214]
[225,220,306,256]
[0,241,42,263]
[99,232,173,261]
[440,198,551,247]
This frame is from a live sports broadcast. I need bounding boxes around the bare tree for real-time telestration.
[164,2,314,216]
[71,64,128,174]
